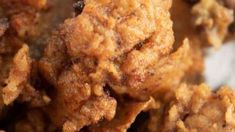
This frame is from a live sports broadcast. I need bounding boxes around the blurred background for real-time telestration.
[205,40,235,89]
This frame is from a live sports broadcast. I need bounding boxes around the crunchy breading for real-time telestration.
[0,0,47,38]
[39,0,178,130]
[0,0,234,131]
[89,97,157,132]
[192,0,233,47]
[2,45,31,105]
[148,84,235,132]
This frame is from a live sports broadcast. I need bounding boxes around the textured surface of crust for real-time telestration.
[40,0,175,98]
[39,0,178,130]
[88,97,156,132]
[2,45,31,105]
[0,0,47,38]
[192,0,233,47]
[0,0,234,131]
[148,84,235,132]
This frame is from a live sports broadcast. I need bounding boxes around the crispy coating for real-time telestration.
[61,95,117,131]
[192,0,233,47]
[174,0,233,48]
[88,97,157,132]
[2,45,31,105]
[0,0,234,131]
[0,0,47,38]
[38,0,184,130]
[122,39,192,98]
[148,84,235,132]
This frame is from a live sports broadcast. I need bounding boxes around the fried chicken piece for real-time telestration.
[88,97,157,132]
[2,45,32,105]
[148,83,235,132]
[114,39,192,99]
[192,0,234,47]
[40,0,175,98]
[39,0,179,130]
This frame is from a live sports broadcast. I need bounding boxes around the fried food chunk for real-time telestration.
[89,97,157,132]
[61,94,117,131]
[40,0,175,98]
[148,83,235,132]
[172,0,233,48]
[0,0,49,39]
[2,45,32,105]
[192,0,234,47]
[39,0,179,130]
[118,39,192,98]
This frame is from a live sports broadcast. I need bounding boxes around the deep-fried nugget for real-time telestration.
[39,0,185,130]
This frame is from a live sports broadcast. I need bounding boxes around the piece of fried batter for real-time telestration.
[0,0,234,131]
[172,0,233,48]
[38,0,194,130]
[192,0,233,47]
[2,45,31,105]
[148,83,235,132]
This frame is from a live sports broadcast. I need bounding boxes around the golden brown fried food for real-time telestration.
[2,45,31,105]
[0,0,47,38]
[192,0,233,47]
[88,97,157,132]
[148,83,235,132]
[39,0,190,130]
[0,0,234,131]
[171,0,233,83]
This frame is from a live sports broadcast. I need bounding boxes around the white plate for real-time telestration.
[204,41,235,89]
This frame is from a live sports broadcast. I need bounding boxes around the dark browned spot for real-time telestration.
[73,0,85,16]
